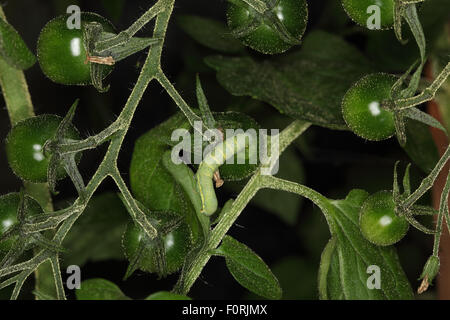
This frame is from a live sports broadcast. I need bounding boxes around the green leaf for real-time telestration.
[76,278,130,300]
[205,31,375,130]
[145,291,191,300]
[0,17,36,70]
[177,15,245,53]
[269,257,317,300]
[403,118,440,174]
[61,193,129,266]
[319,189,414,300]
[216,236,282,300]
[129,113,202,243]
[403,4,426,63]
[130,113,190,213]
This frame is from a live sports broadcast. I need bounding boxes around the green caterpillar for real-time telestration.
[196,133,250,216]
[163,133,251,217]
[162,151,210,238]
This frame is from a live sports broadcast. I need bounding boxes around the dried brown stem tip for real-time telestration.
[85,54,115,66]
[417,276,429,294]
[213,170,224,188]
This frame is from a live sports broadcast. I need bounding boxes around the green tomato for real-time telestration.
[6,115,81,183]
[341,0,395,29]
[37,12,115,85]
[122,212,191,276]
[227,0,308,54]
[0,193,43,255]
[359,191,409,246]
[342,73,397,141]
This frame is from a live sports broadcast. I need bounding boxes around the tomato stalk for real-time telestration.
[426,61,450,299]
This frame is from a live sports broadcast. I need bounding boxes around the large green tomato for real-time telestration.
[37,12,115,85]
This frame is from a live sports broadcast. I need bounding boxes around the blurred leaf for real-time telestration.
[61,193,129,266]
[216,236,282,300]
[76,278,129,300]
[145,291,191,300]
[206,31,375,130]
[318,189,414,300]
[270,257,317,299]
[101,0,125,23]
[0,17,36,70]
[432,36,450,132]
[367,0,450,72]
[177,14,245,53]
[403,118,440,174]
[250,146,305,225]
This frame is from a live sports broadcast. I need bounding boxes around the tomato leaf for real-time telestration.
[403,118,440,174]
[129,113,202,243]
[177,14,245,53]
[215,235,282,300]
[0,17,36,70]
[61,193,129,266]
[76,278,130,300]
[319,189,414,300]
[205,31,375,130]
[145,291,191,300]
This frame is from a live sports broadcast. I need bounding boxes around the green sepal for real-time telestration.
[97,32,161,63]
[44,100,85,197]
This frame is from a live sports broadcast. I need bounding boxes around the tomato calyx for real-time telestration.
[392,162,436,234]
[123,207,191,279]
[42,101,85,198]
[83,20,162,92]
[228,0,302,49]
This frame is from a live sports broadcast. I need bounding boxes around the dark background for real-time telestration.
[0,0,435,299]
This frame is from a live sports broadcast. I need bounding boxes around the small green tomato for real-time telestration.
[5,115,81,183]
[342,73,397,141]
[359,191,409,246]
